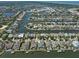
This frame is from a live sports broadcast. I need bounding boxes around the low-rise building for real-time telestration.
[4,40,13,51]
[30,39,37,49]
[12,40,21,50]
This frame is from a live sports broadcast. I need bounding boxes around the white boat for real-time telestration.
[11,51,14,54]
[57,50,62,52]
[73,49,77,52]
[26,51,29,53]
[47,50,50,52]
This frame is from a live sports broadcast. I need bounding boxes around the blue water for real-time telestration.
[18,12,31,33]
[3,12,14,17]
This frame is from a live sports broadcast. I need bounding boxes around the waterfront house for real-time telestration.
[37,39,45,48]
[21,39,30,51]
[6,29,12,33]
[14,34,18,38]
[4,40,13,51]
[0,38,2,41]
[12,40,21,51]
[2,34,8,40]
[0,41,4,50]
[30,38,37,49]
[8,34,13,39]
[51,40,58,49]
[28,33,35,38]
[45,39,52,52]
[25,34,28,38]
[25,39,30,50]
[72,40,79,48]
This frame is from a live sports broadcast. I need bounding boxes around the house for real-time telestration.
[45,39,52,51]
[72,40,79,48]
[21,39,30,50]
[30,39,37,49]
[0,41,4,49]
[8,34,13,38]
[12,40,20,50]
[4,40,13,51]
[37,39,45,48]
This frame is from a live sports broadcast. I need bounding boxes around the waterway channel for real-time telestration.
[18,12,31,33]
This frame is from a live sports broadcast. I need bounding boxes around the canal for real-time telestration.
[18,12,31,33]
[3,12,15,17]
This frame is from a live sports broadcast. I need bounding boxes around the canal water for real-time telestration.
[18,12,31,33]
[3,12,14,17]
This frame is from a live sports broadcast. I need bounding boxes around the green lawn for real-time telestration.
[0,51,79,58]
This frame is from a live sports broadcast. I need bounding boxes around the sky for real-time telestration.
[0,0,79,1]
